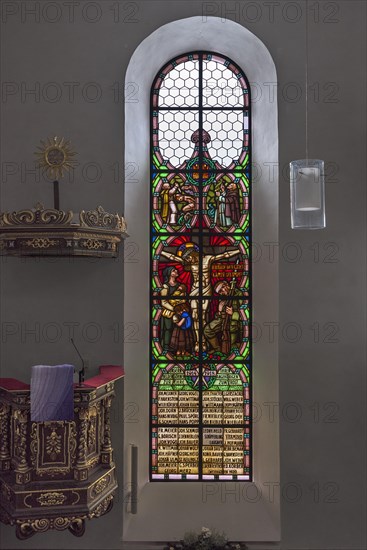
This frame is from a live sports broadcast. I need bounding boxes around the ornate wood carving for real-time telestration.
[12,410,32,484]
[36,492,67,506]
[0,403,11,470]
[0,367,123,538]
[0,203,73,226]
[30,421,77,478]
[101,396,114,467]
[0,204,127,258]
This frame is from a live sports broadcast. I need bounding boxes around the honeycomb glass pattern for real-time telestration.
[157,110,200,167]
[203,111,247,167]
[151,52,251,482]
[202,58,248,108]
[157,58,199,108]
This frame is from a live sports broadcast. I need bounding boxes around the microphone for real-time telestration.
[70,338,86,385]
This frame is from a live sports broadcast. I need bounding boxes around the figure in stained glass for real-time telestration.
[216,182,232,227]
[156,174,198,230]
[175,187,196,222]
[207,176,243,229]
[160,267,187,352]
[223,182,241,225]
[160,244,240,349]
[160,179,180,224]
[170,303,195,356]
[203,279,244,354]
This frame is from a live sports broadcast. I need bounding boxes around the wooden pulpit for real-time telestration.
[0,365,124,539]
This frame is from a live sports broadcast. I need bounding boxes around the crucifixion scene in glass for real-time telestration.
[150,52,251,480]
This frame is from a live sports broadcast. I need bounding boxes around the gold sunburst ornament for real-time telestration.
[35,136,77,181]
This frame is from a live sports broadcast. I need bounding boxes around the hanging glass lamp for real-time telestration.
[290,0,326,229]
[290,159,325,229]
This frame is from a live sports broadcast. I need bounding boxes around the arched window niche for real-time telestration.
[124,16,279,545]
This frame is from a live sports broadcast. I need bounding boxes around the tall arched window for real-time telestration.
[150,52,251,481]
[124,16,279,542]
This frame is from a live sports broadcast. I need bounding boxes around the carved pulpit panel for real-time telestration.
[0,366,123,539]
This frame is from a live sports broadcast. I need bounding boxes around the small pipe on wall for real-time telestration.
[131,444,138,514]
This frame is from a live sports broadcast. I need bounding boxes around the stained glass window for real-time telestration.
[150,52,251,481]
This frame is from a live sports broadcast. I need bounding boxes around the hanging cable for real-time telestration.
[305,0,309,162]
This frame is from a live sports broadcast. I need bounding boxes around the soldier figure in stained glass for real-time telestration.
[203,279,244,354]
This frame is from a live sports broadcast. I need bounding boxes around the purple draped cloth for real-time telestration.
[31,364,74,421]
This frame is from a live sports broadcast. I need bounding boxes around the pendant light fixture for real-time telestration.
[290,0,326,229]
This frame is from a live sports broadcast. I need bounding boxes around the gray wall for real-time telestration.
[0,1,365,549]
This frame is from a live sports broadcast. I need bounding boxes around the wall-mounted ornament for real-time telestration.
[35,136,78,209]
[0,136,127,257]
[0,203,127,257]
[35,136,77,181]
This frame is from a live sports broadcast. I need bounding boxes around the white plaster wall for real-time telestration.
[124,16,279,543]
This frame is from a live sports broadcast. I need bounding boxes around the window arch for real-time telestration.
[150,52,251,481]
[124,16,279,543]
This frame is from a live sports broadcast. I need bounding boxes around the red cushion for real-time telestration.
[0,378,30,391]
[82,365,124,388]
